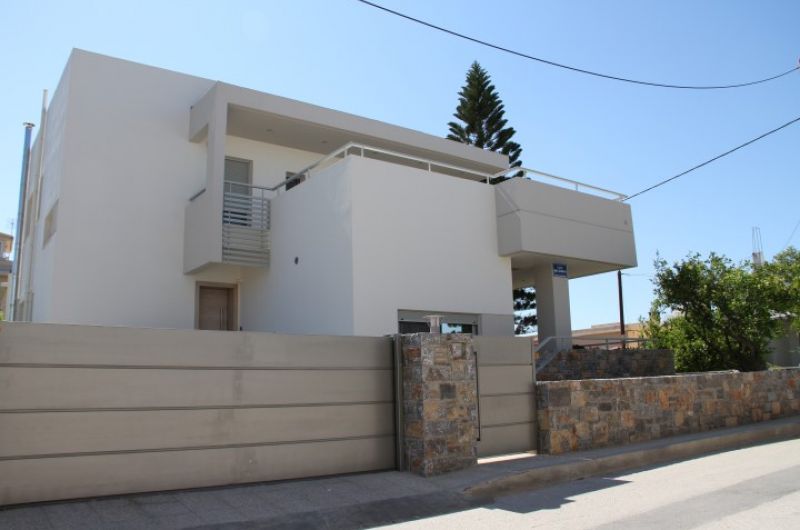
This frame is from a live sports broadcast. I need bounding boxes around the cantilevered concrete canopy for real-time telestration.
[495,177,637,286]
[191,82,509,177]
[494,176,637,345]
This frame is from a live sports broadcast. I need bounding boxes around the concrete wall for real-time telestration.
[17,56,73,322]
[536,349,675,381]
[0,322,395,506]
[25,50,231,329]
[495,178,637,275]
[348,156,514,336]
[240,155,515,337]
[536,369,800,454]
[240,161,356,335]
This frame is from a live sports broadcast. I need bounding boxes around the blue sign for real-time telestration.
[553,263,568,278]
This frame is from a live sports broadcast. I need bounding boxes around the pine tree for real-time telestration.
[513,288,537,335]
[447,61,522,183]
[447,61,535,335]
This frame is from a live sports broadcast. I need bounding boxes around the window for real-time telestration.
[224,157,251,195]
[223,158,252,226]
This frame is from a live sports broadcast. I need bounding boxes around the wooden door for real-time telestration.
[198,287,233,330]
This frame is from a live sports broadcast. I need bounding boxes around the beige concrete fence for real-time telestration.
[474,336,537,457]
[0,323,395,506]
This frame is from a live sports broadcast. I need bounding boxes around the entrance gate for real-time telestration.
[474,336,537,456]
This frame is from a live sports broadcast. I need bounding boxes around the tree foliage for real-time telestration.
[513,287,537,335]
[763,247,800,330]
[447,61,522,182]
[447,61,534,335]
[642,252,796,372]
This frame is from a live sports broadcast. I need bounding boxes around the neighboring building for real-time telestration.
[572,321,644,344]
[11,50,637,338]
[0,232,12,319]
[531,322,644,350]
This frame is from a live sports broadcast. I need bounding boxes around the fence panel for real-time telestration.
[473,336,536,457]
[0,323,395,506]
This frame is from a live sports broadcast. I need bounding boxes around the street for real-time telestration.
[391,438,800,529]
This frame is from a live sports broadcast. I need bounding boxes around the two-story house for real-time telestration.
[11,50,637,340]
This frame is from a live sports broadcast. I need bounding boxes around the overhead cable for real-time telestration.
[356,0,799,90]
[626,116,800,200]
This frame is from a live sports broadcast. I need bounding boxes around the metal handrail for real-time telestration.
[223,181,274,194]
[206,142,628,202]
[493,167,628,201]
[279,142,628,201]
[274,141,497,192]
[534,335,651,372]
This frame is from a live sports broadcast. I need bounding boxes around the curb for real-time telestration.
[464,417,800,499]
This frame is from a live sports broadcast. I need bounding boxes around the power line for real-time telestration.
[784,218,800,249]
[356,0,799,90]
[625,116,800,201]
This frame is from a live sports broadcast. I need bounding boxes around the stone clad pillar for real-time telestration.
[401,333,478,476]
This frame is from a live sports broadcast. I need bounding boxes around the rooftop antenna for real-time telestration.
[752,226,764,266]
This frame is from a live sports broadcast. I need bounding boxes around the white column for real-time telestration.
[533,263,572,350]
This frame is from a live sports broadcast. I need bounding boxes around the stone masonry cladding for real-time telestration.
[536,368,800,454]
[401,333,478,476]
[535,348,675,381]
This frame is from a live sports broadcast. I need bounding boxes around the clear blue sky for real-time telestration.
[1,0,798,329]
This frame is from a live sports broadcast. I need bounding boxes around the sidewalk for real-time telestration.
[2,416,798,530]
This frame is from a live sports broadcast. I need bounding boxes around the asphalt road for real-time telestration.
[391,438,800,530]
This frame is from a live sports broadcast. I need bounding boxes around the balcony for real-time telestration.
[184,138,635,279]
[493,168,636,284]
[221,182,271,267]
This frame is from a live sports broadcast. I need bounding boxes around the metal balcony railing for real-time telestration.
[222,181,271,266]
[274,142,627,201]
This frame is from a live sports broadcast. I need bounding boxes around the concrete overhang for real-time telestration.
[190,82,508,176]
[495,177,637,286]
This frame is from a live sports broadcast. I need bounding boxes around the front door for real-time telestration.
[197,285,237,330]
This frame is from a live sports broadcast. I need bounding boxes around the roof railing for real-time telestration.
[263,141,627,201]
[493,167,628,201]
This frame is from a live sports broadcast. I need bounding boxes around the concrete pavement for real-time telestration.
[390,437,800,529]
[1,416,798,529]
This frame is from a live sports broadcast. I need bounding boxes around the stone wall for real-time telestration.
[536,348,674,381]
[401,333,478,476]
[537,368,800,454]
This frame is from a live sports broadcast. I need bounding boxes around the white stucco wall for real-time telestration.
[31,50,247,328]
[347,156,513,336]
[495,178,637,275]
[240,161,355,335]
[22,58,72,323]
[239,156,514,337]
[224,136,321,189]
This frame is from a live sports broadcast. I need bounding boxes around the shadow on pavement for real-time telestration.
[187,476,631,529]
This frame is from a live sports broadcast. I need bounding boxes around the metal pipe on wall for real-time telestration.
[9,122,35,321]
[21,90,49,320]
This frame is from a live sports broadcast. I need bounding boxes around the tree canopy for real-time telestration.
[447,61,522,178]
[446,61,534,334]
[642,250,799,372]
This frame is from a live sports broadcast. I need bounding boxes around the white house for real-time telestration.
[10,50,637,339]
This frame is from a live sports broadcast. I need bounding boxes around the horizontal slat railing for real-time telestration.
[222,182,270,267]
